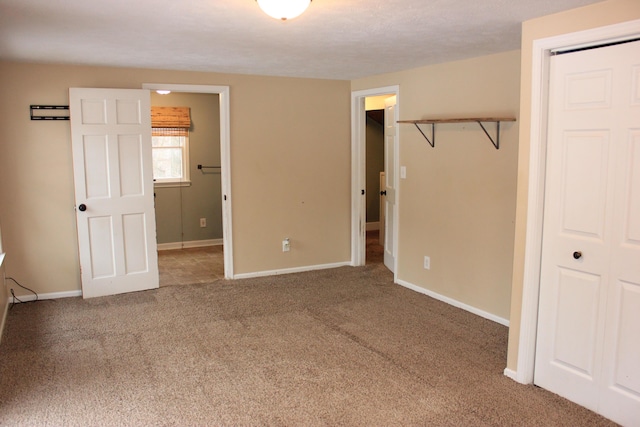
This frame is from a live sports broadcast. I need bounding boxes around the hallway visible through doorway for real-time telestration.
[158,246,224,287]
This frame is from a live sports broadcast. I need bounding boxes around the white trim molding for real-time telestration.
[515,19,640,385]
[397,278,510,327]
[233,261,352,280]
[157,239,223,251]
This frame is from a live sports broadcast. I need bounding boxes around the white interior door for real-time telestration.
[379,171,386,246]
[70,88,159,298]
[535,40,640,426]
[383,96,398,272]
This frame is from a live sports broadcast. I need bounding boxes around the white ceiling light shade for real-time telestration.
[257,0,311,21]
[156,90,171,95]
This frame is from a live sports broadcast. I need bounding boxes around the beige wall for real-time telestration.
[507,0,640,371]
[352,50,521,321]
[0,62,351,295]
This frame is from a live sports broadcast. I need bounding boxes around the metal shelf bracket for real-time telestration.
[476,120,501,149]
[414,123,435,147]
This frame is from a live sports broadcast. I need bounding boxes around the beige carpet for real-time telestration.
[0,263,614,426]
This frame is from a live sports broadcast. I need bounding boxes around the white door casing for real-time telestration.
[534,40,640,426]
[70,88,159,298]
[383,95,398,272]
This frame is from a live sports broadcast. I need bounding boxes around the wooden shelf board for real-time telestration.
[398,117,516,124]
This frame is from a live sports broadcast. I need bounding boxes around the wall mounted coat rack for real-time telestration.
[30,105,70,120]
[398,117,516,149]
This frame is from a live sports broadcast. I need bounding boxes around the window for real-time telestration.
[152,127,190,186]
[151,106,191,187]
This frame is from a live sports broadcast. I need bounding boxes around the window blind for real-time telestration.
[151,127,188,137]
[151,106,191,128]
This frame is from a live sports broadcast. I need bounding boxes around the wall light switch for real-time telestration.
[400,166,407,179]
[200,218,207,228]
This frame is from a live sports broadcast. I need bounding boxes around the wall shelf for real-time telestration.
[398,117,516,149]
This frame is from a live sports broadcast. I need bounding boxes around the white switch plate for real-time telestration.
[400,166,407,179]
[424,256,430,270]
[200,218,207,228]
[282,238,291,252]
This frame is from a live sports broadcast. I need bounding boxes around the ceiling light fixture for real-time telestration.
[256,0,311,21]
[156,90,171,95]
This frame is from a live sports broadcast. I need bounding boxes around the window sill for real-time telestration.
[154,181,191,188]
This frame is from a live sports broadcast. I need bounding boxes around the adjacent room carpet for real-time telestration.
[0,263,614,426]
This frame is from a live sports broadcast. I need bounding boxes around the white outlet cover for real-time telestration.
[424,256,430,270]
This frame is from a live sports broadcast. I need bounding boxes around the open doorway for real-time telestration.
[142,84,233,283]
[150,91,223,286]
[351,86,400,275]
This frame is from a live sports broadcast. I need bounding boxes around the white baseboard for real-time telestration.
[233,261,352,280]
[396,278,510,327]
[366,222,380,231]
[503,368,518,381]
[158,239,223,251]
[9,290,82,302]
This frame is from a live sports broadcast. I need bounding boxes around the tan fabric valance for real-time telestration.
[151,106,191,128]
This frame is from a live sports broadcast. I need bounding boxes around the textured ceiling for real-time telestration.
[0,0,603,80]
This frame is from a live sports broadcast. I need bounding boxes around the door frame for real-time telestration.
[513,19,640,385]
[142,83,234,279]
[350,85,400,277]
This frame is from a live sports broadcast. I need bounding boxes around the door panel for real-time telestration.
[612,280,640,393]
[623,133,640,243]
[383,96,398,272]
[70,88,159,298]
[84,136,111,198]
[560,131,609,238]
[553,268,602,376]
[118,135,144,196]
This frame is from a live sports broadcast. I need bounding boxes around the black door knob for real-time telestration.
[380,190,387,196]
[573,251,582,260]
[78,204,87,212]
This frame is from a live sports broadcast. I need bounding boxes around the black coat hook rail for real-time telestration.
[197,164,221,170]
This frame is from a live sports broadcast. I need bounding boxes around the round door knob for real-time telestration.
[78,204,87,212]
[573,251,582,260]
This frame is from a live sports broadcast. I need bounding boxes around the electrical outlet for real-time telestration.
[200,218,207,228]
[424,256,431,270]
[282,238,291,252]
